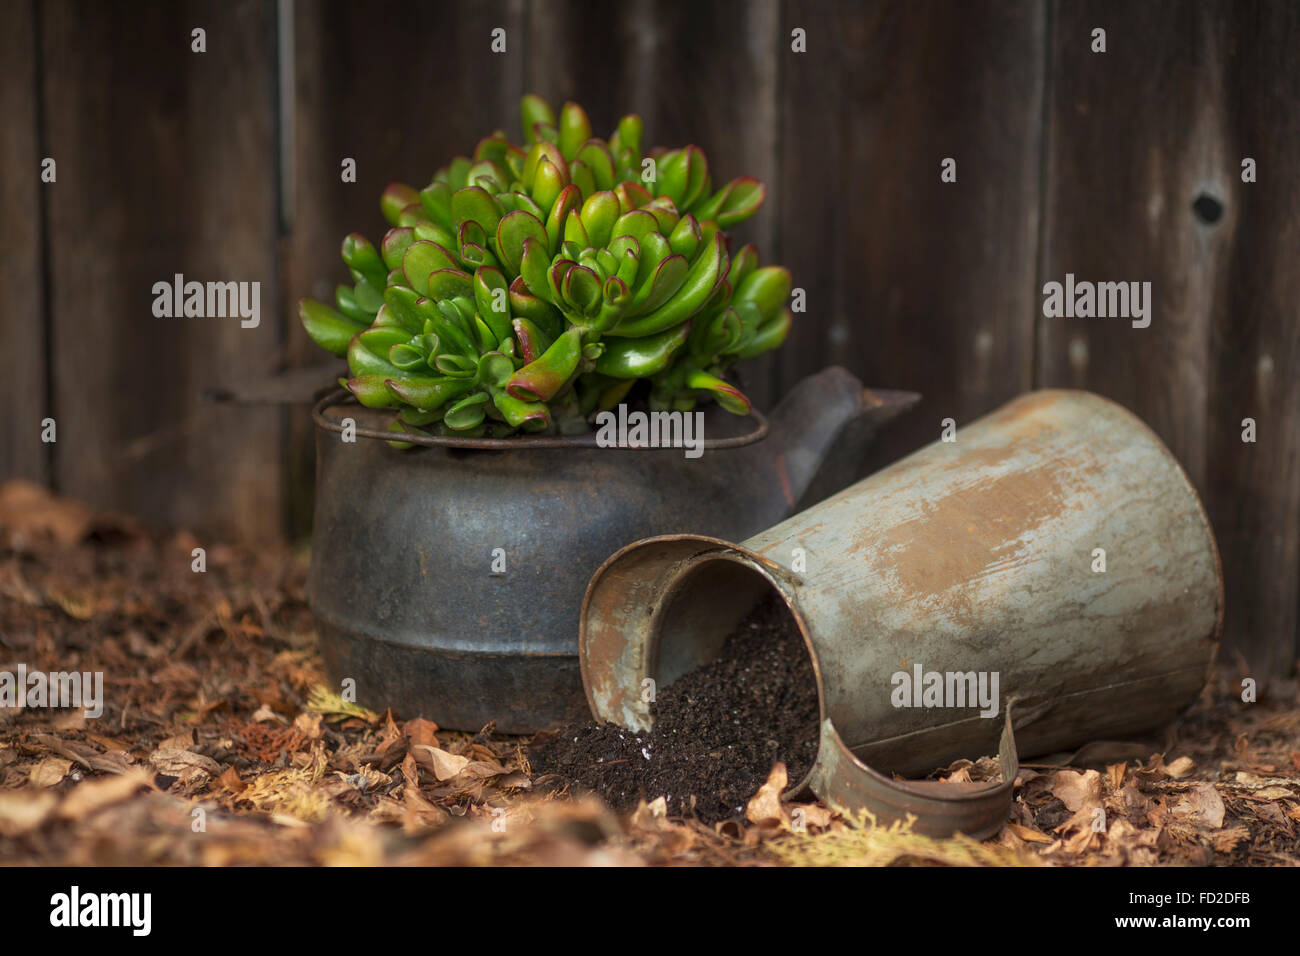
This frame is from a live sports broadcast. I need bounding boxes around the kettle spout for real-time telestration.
[756,366,919,513]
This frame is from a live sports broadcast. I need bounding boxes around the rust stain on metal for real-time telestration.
[870,463,1070,598]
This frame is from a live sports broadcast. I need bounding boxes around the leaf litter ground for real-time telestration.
[2,479,1298,866]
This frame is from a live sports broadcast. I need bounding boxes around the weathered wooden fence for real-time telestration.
[1,0,1296,678]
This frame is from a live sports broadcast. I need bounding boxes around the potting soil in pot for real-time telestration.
[529,595,819,823]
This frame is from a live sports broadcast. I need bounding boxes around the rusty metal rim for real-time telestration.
[649,543,828,797]
[312,388,770,451]
[579,533,826,795]
[809,705,1019,840]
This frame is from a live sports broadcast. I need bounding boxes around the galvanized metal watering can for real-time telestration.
[307,367,918,733]
[580,390,1223,838]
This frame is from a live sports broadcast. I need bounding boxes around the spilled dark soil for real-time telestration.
[530,596,820,822]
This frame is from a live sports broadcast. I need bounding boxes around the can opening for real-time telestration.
[651,557,775,685]
[647,553,825,796]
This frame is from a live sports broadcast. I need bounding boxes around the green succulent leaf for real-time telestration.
[402,241,459,296]
[419,181,455,229]
[668,214,702,259]
[532,156,568,213]
[508,274,564,338]
[736,309,793,359]
[558,101,592,161]
[732,266,793,318]
[511,316,553,364]
[381,184,421,226]
[611,114,643,162]
[579,191,621,249]
[412,220,458,249]
[496,209,548,278]
[299,299,366,357]
[611,233,727,337]
[388,342,428,371]
[341,234,387,290]
[347,375,402,408]
[507,326,583,402]
[334,285,373,323]
[700,177,765,228]
[444,391,490,430]
[726,242,760,289]
[576,140,616,191]
[595,321,690,378]
[451,185,503,236]
[382,285,426,335]
[492,391,551,430]
[568,159,596,199]
[381,228,415,271]
[562,265,603,317]
[685,368,751,414]
[385,375,475,411]
[521,94,556,144]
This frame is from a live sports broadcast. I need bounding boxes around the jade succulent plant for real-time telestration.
[299,95,793,439]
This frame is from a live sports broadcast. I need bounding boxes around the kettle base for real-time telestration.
[316,621,587,734]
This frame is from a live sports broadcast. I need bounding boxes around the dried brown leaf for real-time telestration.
[400,751,420,789]
[30,756,72,788]
[159,730,196,750]
[403,784,449,833]
[412,745,469,781]
[1048,769,1103,812]
[28,733,93,770]
[293,712,323,739]
[1007,822,1054,844]
[216,766,247,793]
[405,717,440,750]
[745,762,790,831]
[1172,783,1226,829]
[150,747,221,777]
[56,768,152,819]
[790,803,834,832]
[1244,786,1295,801]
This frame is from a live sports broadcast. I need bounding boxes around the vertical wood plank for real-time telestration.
[0,1,48,483]
[287,0,518,537]
[780,0,1045,472]
[1039,1,1297,679]
[640,0,783,412]
[290,0,521,316]
[1205,2,1300,680]
[42,0,283,543]
[1037,1,1228,494]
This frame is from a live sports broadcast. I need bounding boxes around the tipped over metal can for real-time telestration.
[579,390,1223,837]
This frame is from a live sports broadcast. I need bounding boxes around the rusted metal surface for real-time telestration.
[580,389,1223,835]
[307,367,919,732]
